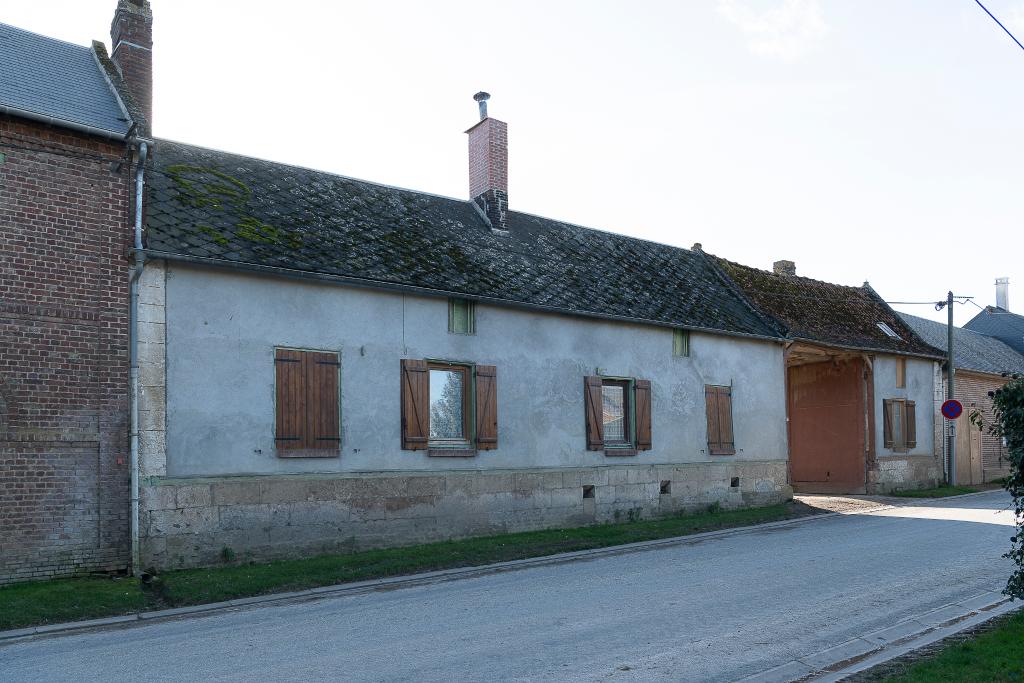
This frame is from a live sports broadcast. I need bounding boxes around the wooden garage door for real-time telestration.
[788,359,866,494]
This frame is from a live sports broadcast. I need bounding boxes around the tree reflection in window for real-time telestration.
[430,368,465,440]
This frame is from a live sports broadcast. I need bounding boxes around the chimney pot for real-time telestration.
[996,277,1010,311]
[473,91,490,120]
[773,260,796,276]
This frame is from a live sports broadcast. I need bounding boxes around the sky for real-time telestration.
[6,0,1023,325]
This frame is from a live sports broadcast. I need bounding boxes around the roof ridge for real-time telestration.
[0,21,93,51]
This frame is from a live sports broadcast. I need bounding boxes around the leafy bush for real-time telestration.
[984,373,1024,599]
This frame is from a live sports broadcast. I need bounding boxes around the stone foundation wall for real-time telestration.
[867,455,943,494]
[140,461,791,570]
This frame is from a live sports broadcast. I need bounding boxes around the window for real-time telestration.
[274,348,340,457]
[883,398,917,452]
[400,359,497,454]
[448,298,476,335]
[895,357,906,389]
[602,379,630,445]
[705,385,735,455]
[429,364,470,443]
[673,329,690,357]
[877,322,901,339]
[584,376,652,454]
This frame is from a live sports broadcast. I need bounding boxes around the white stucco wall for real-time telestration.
[873,355,936,457]
[160,263,788,476]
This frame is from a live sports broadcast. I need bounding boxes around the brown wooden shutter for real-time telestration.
[475,365,498,450]
[706,385,735,455]
[705,385,721,453]
[275,348,306,451]
[905,400,917,449]
[883,399,894,448]
[635,379,652,451]
[308,351,340,451]
[584,376,604,450]
[717,386,735,454]
[401,359,430,450]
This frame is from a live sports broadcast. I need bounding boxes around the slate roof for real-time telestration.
[964,307,1024,356]
[712,257,941,357]
[898,313,1024,376]
[0,23,131,137]
[142,139,780,339]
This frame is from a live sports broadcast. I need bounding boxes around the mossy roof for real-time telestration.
[714,256,941,357]
[143,139,779,339]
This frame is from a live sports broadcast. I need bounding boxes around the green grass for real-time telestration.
[0,576,145,631]
[891,485,979,498]
[155,503,794,606]
[0,502,800,631]
[880,610,1024,682]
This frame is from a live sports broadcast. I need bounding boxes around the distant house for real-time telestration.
[964,279,1024,356]
[0,1,151,584]
[899,312,1024,484]
[709,258,944,494]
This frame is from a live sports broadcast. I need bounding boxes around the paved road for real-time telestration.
[1,491,1016,682]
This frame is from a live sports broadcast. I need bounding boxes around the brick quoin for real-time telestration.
[0,116,134,583]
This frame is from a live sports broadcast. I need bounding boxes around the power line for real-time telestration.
[974,0,1024,54]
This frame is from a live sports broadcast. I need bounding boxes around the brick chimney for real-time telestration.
[466,92,508,232]
[773,260,796,276]
[110,0,153,130]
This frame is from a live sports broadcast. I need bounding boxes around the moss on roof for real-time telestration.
[143,139,780,338]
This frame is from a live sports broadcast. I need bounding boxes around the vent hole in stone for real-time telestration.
[583,485,595,499]
[660,480,671,495]
[730,477,740,488]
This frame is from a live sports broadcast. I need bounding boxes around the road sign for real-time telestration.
[941,399,963,420]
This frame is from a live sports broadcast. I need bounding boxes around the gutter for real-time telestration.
[129,141,149,576]
[0,104,127,141]
[139,249,787,345]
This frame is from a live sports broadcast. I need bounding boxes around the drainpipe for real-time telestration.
[129,141,148,576]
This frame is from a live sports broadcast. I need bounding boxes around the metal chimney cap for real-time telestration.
[473,92,491,102]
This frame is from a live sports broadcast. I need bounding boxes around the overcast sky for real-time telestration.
[7,0,1023,325]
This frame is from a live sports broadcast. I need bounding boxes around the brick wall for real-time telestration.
[0,116,132,583]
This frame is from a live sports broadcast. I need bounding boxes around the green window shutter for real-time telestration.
[673,329,690,357]
[448,298,475,334]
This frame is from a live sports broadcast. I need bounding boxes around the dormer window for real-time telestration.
[877,322,901,339]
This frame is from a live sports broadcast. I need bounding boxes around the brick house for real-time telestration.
[0,1,152,583]
[710,258,945,494]
[900,312,1024,484]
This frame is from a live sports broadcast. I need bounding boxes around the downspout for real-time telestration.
[129,141,148,576]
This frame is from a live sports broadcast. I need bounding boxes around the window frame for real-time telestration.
[426,360,474,450]
[895,357,906,389]
[672,329,691,358]
[448,297,476,335]
[600,377,634,449]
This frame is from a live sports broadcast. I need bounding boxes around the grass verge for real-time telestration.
[0,501,809,632]
[870,610,1024,682]
[891,485,979,498]
[0,576,145,631]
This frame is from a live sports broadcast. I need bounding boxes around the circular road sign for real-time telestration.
[941,399,963,420]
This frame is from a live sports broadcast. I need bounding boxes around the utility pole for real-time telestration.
[947,290,956,486]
